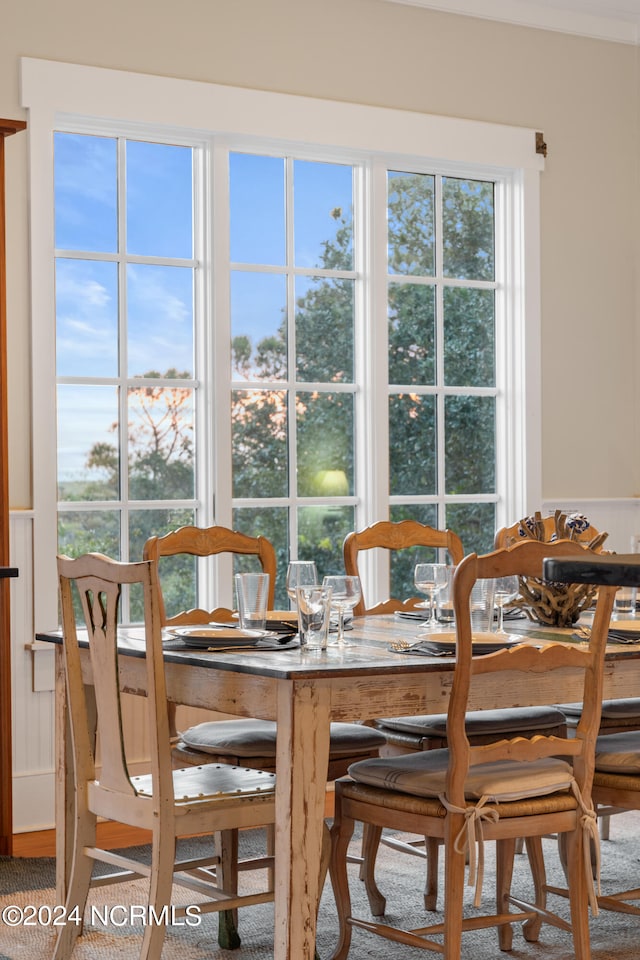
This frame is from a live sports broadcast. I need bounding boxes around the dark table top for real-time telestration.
[544,554,640,587]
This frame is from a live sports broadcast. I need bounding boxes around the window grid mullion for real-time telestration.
[434,175,447,529]
[285,156,298,559]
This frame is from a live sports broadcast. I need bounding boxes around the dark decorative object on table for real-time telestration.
[508,509,609,627]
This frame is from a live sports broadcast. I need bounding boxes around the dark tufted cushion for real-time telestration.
[376,705,566,739]
[180,718,386,758]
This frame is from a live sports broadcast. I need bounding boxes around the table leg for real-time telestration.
[274,678,331,960]
[54,646,72,904]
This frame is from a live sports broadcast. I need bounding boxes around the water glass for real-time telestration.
[615,586,637,619]
[470,579,495,634]
[235,572,270,631]
[286,561,318,608]
[297,584,333,651]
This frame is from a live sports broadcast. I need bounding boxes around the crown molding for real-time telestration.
[384,0,640,44]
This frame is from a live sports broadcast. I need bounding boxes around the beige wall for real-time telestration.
[1,0,638,505]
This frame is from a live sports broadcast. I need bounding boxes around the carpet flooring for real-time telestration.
[1,813,640,959]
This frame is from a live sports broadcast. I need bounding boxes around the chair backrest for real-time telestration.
[447,539,616,810]
[57,553,173,812]
[343,519,464,617]
[143,524,277,625]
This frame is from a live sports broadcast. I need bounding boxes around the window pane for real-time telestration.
[56,259,118,378]
[388,282,435,385]
[230,153,285,266]
[296,277,354,383]
[446,502,496,555]
[387,171,435,277]
[58,510,120,558]
[127,384,194,500]
[232,390,288,498]
[127,264,194,378]
[298,506,355,582]
[231,272,287,381]
[293,160,353,270]
[126,141,193,259]
[58,385,119,501]
[233,506,289,608]
[389,394,436,495]
[389,504,440,601]
[445,395,495,494]
[442,177,494,281]
[297,393,354,497]
[443,288,495,387]
[54,133,117,253]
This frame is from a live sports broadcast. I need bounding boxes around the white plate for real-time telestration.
[609,620,640,634]
[171,626,266,648]
[418,632,523,655]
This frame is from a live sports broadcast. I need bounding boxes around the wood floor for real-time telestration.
[12,822,153,858]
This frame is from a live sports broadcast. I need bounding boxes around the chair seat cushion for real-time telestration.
[559,698,640,720]
[595,731,640,774]
[348,748,575,801]
[180,718,385,759]
[376,705,566,738]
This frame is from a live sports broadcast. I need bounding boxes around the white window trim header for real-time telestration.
[21,57,544,173]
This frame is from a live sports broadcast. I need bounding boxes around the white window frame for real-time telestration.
[21,57,543,631]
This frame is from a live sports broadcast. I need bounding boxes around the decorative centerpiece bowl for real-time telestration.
[506,510,608,628]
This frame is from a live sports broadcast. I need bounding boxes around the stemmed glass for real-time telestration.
[322,575,362,646]
[493,576,519,637]
[286,561,318,609]
[414,563,448,631]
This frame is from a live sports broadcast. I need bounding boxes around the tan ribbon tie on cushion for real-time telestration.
[440,795,499,907]
[570,780,601,916]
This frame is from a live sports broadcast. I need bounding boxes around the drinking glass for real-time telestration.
[322,575,362,646]
[286,561,318,608]
[493,575,519,637]
[297,584,333,652]
[414,563,448,630]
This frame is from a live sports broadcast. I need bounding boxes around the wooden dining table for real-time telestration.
[39,612,640,960]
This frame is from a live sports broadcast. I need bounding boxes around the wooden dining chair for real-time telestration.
[343,519,465,617]
[53,552,277,960]
[496,509,640,839]
[345,519,567,910]
[329,539,617,960]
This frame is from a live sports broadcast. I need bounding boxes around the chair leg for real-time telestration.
[442,829,466,960]
[496,837,517,951]
[424,837,440,911]
[52,809,96,959]
[522,835,546,943]
[216,828,241,950]
[360,821,386,917]
[140,826,175,960]
[329,806,356,960]
[564,828,591,960]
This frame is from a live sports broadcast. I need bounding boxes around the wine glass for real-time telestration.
[286,561,318,609]
[493,576,519,637]
[414,563,448,630]
[322,575,361,646]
